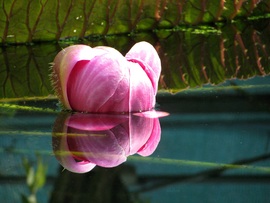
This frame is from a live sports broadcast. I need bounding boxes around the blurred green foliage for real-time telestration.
[21,156,47,203]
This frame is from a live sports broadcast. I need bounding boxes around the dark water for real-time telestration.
[1,22,270,203]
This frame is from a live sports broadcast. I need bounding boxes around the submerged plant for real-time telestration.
[51,41,161,113]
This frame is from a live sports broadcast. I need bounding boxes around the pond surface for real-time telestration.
[0,21,270,203]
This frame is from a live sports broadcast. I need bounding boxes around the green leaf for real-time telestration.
[0,44,56,98]
[158,22,270,92]
[0,19,269,98]
[0,0,269,44]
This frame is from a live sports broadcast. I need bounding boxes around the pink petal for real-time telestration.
[67,52,130,113]
[53,45,107,109]
[133,110,170,118]
[52,42,162,113]
[128,61,155,112]
[125,41,161,94]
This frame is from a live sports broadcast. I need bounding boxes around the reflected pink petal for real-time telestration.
[137,118,161,156]
[54,135,96,173]
[67,127,127,168]
[52,113,96,173]
[52,111,166,173]
[68,113,128,131]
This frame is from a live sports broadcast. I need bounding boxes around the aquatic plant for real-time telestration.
[51,41,161,113]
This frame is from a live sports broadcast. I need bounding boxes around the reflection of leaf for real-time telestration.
[0,0,269,44]
[128,156,270,173]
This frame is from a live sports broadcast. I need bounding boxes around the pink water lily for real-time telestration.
[52,111,167,173]
[52,41,161,113]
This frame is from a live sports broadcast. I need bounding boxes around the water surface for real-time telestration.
[0,22,270,202]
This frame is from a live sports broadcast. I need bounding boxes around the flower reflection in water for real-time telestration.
[52,111,168,173]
